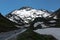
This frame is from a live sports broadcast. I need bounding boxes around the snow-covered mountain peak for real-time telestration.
[6,7,51,23]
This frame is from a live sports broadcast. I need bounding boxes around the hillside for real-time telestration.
[0,13,19,32]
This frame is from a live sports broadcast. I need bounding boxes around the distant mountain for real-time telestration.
[6,6,60,29]
[0,13,20,32]
[6,6,51,24]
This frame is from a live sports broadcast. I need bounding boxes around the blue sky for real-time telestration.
[0,0,60,15]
